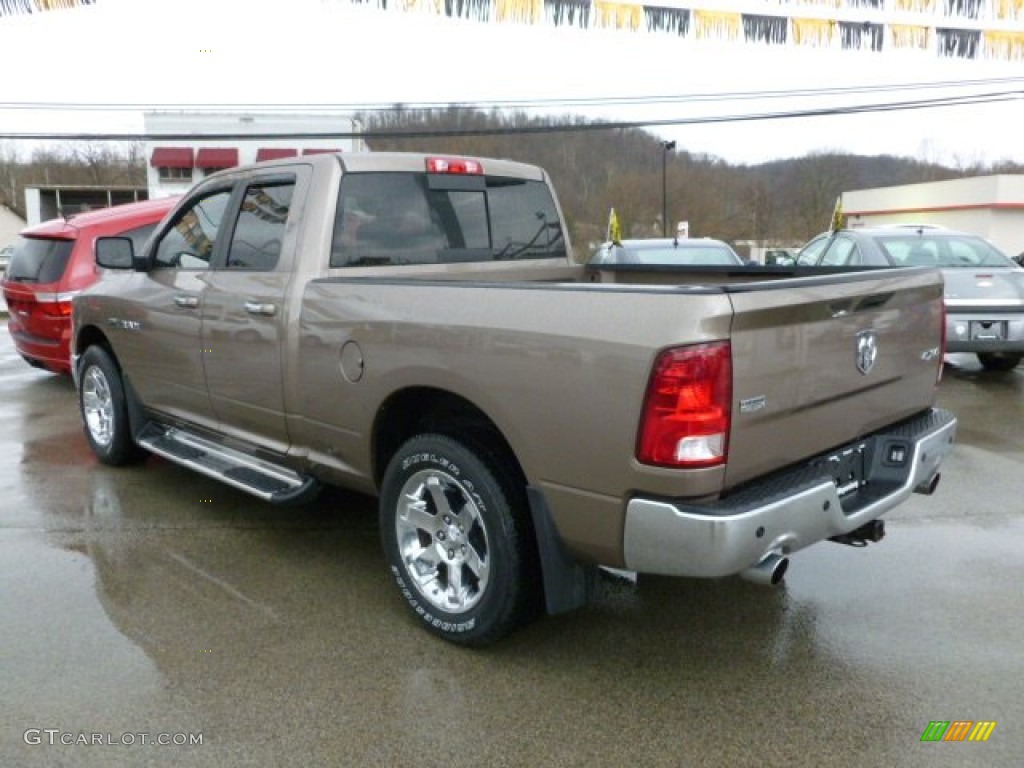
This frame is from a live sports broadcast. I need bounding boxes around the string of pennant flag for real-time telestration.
[3,0,1020,60]
[0,0,95,14]
[335,0,1024,60]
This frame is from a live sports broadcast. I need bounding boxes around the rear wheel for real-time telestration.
[379,433,539,646]
[78,346,146,466]
[977,353,1021,372]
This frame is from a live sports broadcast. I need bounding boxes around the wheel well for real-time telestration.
[75,325,114,365]
[372,388,526,490]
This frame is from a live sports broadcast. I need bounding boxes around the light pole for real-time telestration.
[661,140,676,237]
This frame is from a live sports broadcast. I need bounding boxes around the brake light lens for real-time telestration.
[34,291,78,317]
[637,342,732,468]
[937,297,946,383]
[425,156,483,175]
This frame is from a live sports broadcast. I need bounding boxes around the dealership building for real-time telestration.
[144,112,366,199]
[21,112,366,225]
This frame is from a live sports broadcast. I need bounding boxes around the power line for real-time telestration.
[0,77,1022,113]
[0,91,1019,142]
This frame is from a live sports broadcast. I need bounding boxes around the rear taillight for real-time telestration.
[425,156,483,175]
[637,342,732,468]
[35,291,78,317]
[937,297,947,383]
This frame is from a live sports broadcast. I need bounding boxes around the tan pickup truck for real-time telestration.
[73,152,956,645]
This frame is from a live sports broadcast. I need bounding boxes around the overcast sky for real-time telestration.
[1,0,1022,167]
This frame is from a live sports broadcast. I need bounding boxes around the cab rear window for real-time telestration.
[5,236,74,283]
[330,172,566,268]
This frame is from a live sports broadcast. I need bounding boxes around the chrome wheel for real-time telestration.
[82,365,115,447]
[395,469,490,614]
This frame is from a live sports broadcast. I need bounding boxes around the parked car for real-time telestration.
[797,226,1024,371]
[2,197,178,374]
[589,237,744,267]
[0,243,14,274]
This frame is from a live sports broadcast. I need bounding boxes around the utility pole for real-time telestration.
[661,140,676,237]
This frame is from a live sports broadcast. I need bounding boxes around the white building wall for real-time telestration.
[1,204,26,245]
[24,189,41,227]
[144,112,366,199]
[843,174,1024,257]
[991,208,1024,259]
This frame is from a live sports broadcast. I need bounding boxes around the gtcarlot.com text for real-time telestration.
[23,729,203,747]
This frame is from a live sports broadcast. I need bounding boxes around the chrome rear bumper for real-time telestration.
[623,408,957,578]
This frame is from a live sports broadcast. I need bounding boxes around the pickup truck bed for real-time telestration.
[72,152,956,645]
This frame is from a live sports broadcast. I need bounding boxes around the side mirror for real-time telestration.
[96,236,147,271]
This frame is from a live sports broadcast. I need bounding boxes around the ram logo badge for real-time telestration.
[856,330,878,375]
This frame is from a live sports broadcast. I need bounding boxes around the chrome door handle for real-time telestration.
[174,295,199,308]
[244,301,277,316]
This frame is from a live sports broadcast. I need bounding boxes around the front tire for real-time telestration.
[78,346,146,466]
[977,353,1021,372]
[379,433,539,646]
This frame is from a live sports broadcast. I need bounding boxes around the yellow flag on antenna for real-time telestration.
[830,196,845,233]
[607,207,622,244]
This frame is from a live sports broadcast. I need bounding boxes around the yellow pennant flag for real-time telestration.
[607,207,622,244]
[830,197,845,233]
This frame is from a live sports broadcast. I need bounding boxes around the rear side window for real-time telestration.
[330,172,565,268]
[5,236,74,283]
[225,180,295,270]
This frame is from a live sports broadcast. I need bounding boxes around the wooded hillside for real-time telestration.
[2,108,1020,255]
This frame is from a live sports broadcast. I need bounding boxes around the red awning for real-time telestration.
[150,147,194,169]
[256,148,298,161]
[302,148,340,156]
[196,147,239,169]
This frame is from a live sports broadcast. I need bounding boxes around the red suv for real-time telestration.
[2,197,179,374]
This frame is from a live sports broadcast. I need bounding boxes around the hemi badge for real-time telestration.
[740,396,767,414]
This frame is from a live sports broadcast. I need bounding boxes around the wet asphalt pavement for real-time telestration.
[1,325,1022,768]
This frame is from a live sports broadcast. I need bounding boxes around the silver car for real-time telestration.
[590,237,745,267]
[797,226,1024,371]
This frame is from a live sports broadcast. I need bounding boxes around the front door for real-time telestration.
[124,187,234,431]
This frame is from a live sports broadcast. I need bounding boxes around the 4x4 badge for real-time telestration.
[857,330,878,375]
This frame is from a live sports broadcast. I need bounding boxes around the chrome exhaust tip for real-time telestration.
[740,553,789,586]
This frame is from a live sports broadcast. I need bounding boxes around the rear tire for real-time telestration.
[379,433,539,646]
[78,346,146,466]
[977,353,1021,372]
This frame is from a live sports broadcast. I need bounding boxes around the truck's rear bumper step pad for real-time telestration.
[137,423,318,504]
[622,407,956,578]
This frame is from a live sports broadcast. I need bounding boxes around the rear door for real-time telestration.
[200,170,304,453]
[723,269,944,488]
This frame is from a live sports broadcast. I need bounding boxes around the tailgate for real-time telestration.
[724,268,943,489]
